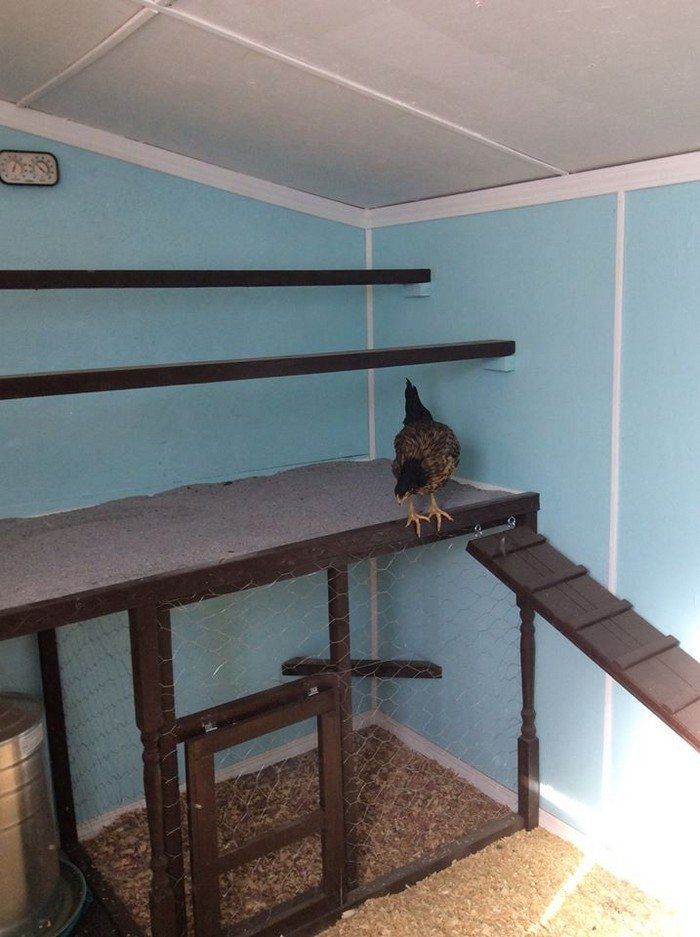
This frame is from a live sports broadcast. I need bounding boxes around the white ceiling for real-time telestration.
[2,0,699,208]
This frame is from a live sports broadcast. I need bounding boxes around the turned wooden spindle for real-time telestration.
[130,605,182,937]
[517,596,540,830]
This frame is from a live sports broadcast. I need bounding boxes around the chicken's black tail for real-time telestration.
[404,379,434,424]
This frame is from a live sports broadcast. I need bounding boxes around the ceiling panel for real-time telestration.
[34,15,551,207]
[0,0,138,102]
[180,0,700,172]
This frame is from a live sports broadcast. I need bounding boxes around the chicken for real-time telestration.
[392,379,461,536]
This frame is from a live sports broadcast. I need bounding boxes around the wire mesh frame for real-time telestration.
[39,508,539,937]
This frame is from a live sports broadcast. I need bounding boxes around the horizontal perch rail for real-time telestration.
[0,268,430,289]
[282,657,442,679]
[0,340,515,399]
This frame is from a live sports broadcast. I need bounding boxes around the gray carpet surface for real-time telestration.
[0,460,515,613]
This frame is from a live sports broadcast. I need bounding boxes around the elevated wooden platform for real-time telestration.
[0,459,538,639]
[468,525,700,752]
[0,463,539,937]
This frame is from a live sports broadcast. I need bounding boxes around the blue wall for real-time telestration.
[3,122,700,905]
[373,185,700,908]
[373,197,617,829]
[609,182,700,905]
[0,126,367,820]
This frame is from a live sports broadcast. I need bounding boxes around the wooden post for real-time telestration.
[517,596,539,830]
[317,704,345,905]
[156,608,188,937]
[36,629,78,850]
[327,566,358,892]
[515,510,540,831]
[129,605,182,937]
[185,745,222,937]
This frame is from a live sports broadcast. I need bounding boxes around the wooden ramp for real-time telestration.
[468,526,700,753]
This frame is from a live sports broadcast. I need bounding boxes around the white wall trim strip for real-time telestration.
[369,150,700,227]
[0,99,366,227]
[127,0,565,177]
[608,191,625,597]
[601,191,626,811]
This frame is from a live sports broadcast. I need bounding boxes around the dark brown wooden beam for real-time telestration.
[129,605,182,937]
[344,814,524,910]
[218,811,324,874]
[327,566,359,892]
[0,268,430,290]
[0,492,539,639]
[36,629,78,850]
[282,657,442,679]
[0,340,515,400]
[156,608,187,937]
[175,675,335,743]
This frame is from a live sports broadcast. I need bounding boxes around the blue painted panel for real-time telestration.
[0,126,365,820]
[377,537,519,790]
[611,182,700,906]
[373,197,617,827]
[0,128,367,518]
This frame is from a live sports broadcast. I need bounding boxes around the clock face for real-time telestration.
[0,150,59,186]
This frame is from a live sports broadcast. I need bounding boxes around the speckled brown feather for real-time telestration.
[392,421,460,494]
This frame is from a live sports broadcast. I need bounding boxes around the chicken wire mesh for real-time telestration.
[56,530,522,933]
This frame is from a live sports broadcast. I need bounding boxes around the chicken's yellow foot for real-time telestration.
[427,493,453,532]
[405,497,429,537]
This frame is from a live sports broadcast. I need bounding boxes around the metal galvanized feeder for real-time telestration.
[0,694,86,937]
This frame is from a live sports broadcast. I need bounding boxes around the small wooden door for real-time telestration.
[185,676,344,937]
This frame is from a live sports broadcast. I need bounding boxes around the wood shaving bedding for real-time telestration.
[84,727,507,932]
[322,828,682,937]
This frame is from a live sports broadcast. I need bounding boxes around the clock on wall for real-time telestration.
[0,150,59,186]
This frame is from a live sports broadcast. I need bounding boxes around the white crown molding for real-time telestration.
[4,97,700,232]
[368,150,700,227]
[0,99,367,228]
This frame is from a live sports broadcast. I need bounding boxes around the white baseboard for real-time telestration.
[77,709,377,841]
[77,710,677,912]
[373,711,518,811]
[78,708,584,858]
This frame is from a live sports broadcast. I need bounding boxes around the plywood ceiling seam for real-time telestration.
[15,0,176,108]
[13,0,567,179]
[126,0,568,176]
